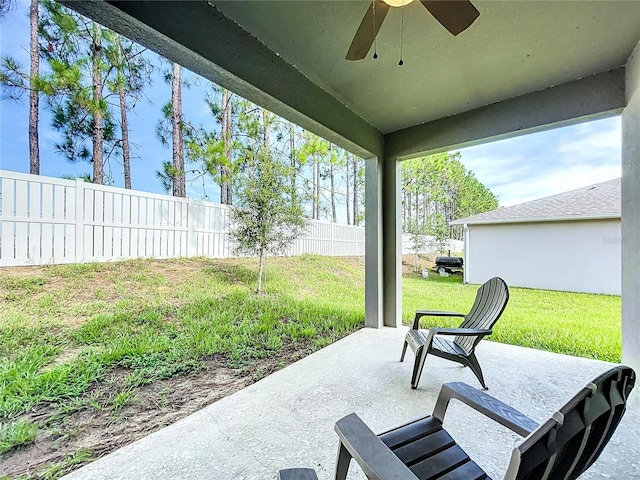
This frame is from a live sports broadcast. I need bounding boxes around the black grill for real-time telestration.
[435,256,463,272]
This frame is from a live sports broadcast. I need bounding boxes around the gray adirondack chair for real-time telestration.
[401,276,509,389]
[279,366,636,480]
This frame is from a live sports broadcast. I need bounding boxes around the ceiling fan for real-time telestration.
[346,0,480,61]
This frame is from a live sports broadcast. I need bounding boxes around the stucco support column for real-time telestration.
[382,156,402,327]
[463,224,469,285]
[365,157,383,328]
[622,40,640,374]
[365,153,401,329]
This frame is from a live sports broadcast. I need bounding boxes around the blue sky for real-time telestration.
[458,117,621,206]
[1,1,622,211]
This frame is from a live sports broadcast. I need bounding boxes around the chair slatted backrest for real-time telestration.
[505,366,636,480]
[455,277,509,353]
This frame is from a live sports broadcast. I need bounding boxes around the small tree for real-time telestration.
[428,214,450,255]
[405,218,429,274]
[229,148,308,293]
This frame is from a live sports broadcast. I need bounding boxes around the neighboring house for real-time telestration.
[451,178,621,295]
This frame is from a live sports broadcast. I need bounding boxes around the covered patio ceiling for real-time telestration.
[213,0,637,135]
[62,1,640,373]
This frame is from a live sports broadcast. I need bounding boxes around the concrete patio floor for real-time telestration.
[63,327,639,480]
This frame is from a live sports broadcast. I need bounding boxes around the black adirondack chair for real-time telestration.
[401,276,509,389]
[279,366,636,480]
[278,469,318,480]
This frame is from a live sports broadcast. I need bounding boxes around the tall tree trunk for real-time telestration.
[171,63,185,197]
[311,156,317,220]
[119,84,131,189]
[28,0,39,175]
[220,89,232,204]
[262,109,270,146]
[329,146,336,223]
[425,193,430,225]
[353,158,359,226]
[289,122,296,204]
[91,22,104,184]
[346,155,351,225]
[115,38,132,189]
[315,158,320,220]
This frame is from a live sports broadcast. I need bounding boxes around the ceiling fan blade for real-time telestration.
[420,0,479,36]
[346,1,390,61]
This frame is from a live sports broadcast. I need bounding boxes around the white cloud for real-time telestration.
[458,117,621,207]
[497,165,620,206]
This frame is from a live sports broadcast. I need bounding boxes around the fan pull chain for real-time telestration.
[399,0,405,65]
[372,0,378,59]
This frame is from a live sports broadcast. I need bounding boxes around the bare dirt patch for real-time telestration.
[2,354,297,479]
[401,253,437,276]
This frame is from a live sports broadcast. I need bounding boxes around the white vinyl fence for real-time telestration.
[0,170,365,267]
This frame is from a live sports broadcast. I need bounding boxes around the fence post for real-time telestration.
[186,198,193,258]
[331,223,335,256]
[74,178,85,261]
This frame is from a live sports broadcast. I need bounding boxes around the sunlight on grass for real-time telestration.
[0,256,365,420]
[403,274,621,362]
[0,419,38,453]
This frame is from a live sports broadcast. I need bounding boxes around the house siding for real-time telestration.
[465,219,620,295]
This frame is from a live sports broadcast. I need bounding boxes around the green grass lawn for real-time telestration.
[0,256,622,477]
[1,257,622,421]
[403,273,621,362]
[0,255,365,422]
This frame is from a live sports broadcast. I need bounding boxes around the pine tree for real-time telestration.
[0,0,15,19]
[401,152,498,239]
[298,132,329,220]
[0,0,40,174]
[156,63,192,196]
[28,0,39,174]
[171,63,185,197]
[220,88,233,204]
[105,34,152,189]
[38,0,118,184]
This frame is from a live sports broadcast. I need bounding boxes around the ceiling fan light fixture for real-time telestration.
[382,0,415,7]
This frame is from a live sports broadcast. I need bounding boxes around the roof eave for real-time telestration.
[451,213,620,226]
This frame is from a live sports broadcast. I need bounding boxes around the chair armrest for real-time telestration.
[430,327,492,337]
[432,382,539,437]
[413,310,466,329]
[277,468,319,480]
[335,413,417,480]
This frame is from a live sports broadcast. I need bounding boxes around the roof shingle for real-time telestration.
[451,178,620,225]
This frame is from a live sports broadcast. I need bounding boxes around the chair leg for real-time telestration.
[411,345,427,389]
[466,353,488,390]
[335,442,351,480]
[400,335,409,362]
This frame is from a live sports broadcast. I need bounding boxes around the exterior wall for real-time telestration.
[465,219,621,295]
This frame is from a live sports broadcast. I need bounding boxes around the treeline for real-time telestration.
[1,1,498,229]
[1,0,151,186]
[401,152,498,239]
[0,0,366,224]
